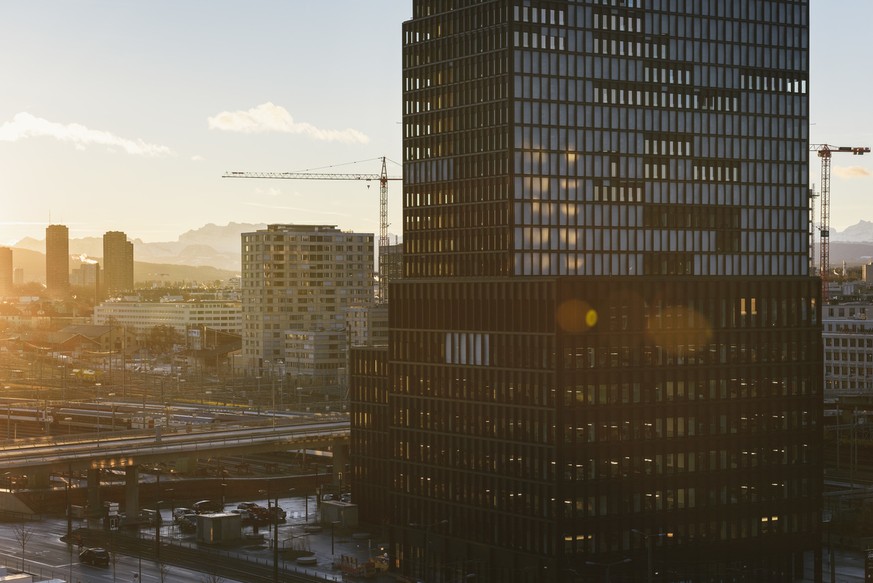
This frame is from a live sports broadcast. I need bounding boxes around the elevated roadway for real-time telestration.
[0,413,350,521]
[0,414,350,487]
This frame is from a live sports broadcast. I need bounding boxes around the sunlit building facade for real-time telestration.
[240,224,374,377]
[0,247,12,297]
[45,224,70,295]
[823,302,873,394]
[351,1,822,582]
[103,231,134,296]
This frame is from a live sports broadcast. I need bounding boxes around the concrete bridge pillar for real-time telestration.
[174,457,197,475]
[125,466,139,523]
[25,466,51,490]
[86,468,102,527]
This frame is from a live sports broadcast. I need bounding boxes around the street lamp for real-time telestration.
[155,499,164,559]
[585,558,631,583]
[331,520,341,555]
[107,393,116,432]
[823,512,835,583]
[631,529,670,583]
[165,489,175,534]
[410,519,449,582]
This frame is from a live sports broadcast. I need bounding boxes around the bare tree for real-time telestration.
[13,525,33,572]
[201,573,225,583]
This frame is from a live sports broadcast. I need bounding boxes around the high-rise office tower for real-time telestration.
[352,2,821,581]
[240,224,374,377]
[0,247,12,296]
[103,231,134,296]
[45,224,70,294]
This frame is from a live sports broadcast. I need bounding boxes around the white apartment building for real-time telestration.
[285,329,348,386]
[823,302,873,394]
[347,303,388,347]
[92,299,242,336]
[240,224,374,376]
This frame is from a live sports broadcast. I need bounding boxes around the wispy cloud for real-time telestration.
[191,154,205,162]
[208,102,369,144]
[0,112,173,156]
[834,166,872,178]
[243,201,352,217]
[254,187,284,197]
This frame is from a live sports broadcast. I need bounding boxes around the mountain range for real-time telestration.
[9,221,873,284]
[831,220,873,243]
[9,222,266,284]
[12,222,266,276]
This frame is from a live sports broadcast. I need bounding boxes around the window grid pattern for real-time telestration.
[403,1,809,278]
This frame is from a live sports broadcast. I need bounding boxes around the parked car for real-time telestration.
[178,513,198,533]
[192,499,223,514]
[173,507,194,523]
[231,502,260,522]
[248,505,272,524]
[268,505,287,522]
[79,547,110,566]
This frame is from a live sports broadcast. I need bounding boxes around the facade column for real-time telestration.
[332,440,350,490]
[174,456,197,474]
[125,466,140,526]
[86,468,103,528]
[25,466,51,490]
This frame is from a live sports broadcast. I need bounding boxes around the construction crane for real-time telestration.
[223,157,401,302]
[808,184,817,276]
[810,144,870,300]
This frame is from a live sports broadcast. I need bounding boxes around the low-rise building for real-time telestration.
[92,298,242,336]
[823,302,873,394]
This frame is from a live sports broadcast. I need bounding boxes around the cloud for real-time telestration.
[834,166,872,178]
[208,102,369,144]
[243,201,352,217]
[191,154,205,162]
[254,187,283,197]
[0,112,173,156]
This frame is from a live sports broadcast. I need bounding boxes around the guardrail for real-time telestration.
[0,421,350,470]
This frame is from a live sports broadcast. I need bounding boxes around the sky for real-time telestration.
[1,0,871,247]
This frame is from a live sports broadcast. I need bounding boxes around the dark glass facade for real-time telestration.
[351,1,822,581]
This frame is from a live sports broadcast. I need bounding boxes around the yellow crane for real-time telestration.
[810,144,870,300]
[223,157,401,302]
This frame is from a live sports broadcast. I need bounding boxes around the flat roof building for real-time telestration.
[45,224,69,295]
[240,224,374,377]
[103,231,134,296]
[352,2,821,582]
[0,247,12,297]
[93,298,242,336]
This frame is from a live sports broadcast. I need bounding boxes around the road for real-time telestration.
[0,494,377,583]
[0,518,222,583]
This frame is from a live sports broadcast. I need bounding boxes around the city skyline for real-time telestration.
[1,0,872,248]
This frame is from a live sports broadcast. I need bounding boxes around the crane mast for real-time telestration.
[224,157,400,302]
[810,144,870,301]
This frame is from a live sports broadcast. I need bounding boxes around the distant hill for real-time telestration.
[13,220,873,280]
[8,247,237,285]
[831,220,873,243]
[829,242,873,267]
[13,222,266,274]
